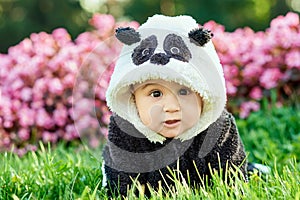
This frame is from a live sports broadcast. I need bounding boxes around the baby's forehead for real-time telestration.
[133,79,186,88]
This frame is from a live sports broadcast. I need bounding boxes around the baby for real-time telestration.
[102,14,248,197]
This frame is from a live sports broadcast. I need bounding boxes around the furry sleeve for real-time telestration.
[203,110,248,181]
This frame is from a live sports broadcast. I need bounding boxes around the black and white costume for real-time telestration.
[103,14,248,197]
[103,110,247,196]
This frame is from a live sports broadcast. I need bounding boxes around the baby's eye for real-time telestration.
[178,88,190,95]
[150,90,163,98]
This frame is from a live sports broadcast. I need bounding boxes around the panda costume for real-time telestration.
[102,14,249,197]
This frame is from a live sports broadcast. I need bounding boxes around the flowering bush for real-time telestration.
[0,12,299,153]
[0,14,138,155]
[204,12,300,118]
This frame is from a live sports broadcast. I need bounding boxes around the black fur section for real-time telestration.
[131,35,158,65]
[188,27,213,46]
[204,113,248,182]
[107,114,173,153]
[102,110,248,197]
[163,33,192,62]
[115,27,141,45]
[150,53,170,65]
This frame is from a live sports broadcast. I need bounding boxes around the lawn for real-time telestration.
[0,106,299,199]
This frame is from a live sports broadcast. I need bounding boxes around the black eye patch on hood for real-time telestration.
[163,34,192,62]
[132,35,158,65]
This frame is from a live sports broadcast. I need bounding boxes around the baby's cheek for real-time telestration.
[144,104,165,131]
[183,104,201,125]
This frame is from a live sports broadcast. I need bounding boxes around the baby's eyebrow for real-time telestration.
[131,83,158,93]
[139,83,159,90]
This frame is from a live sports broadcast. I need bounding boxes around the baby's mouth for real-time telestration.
[165,120,180,124]
[164,119,181,128]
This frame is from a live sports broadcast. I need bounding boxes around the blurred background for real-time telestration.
[0,0,299,53]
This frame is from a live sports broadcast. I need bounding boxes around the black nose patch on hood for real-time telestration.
[131,34,192,66]
[150,53,170,65]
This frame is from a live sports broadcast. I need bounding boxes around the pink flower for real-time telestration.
[271,12,299,28]
[15,148,27,157]
[100,105,111,125]
[75,115,93,131]
[101,114,110,126]
[89,137,100,148]
[36,108,54,129]
[16,38,33,54]
[71,98,93,120]
[240,101,260,118]
[31,100,44,110]
[18,107,35,127]
[52,28,72,46]
[65,125,79,141]
[225,81,237,96]
[285,12,300,26]
[285,49,300,69]
[18,128,30,141]
[260,68,283,89]
[11,99,22,112]
[47,57,61,71]
[223,64,239,80]
[42,131,58,143]
[48,78,63,95]
[62,60,78,74]
[249,87,263,100]
[242,63,263,84]
[30,32,57,57]
[75,32,97,48]
[3,120,13,128]
[8,44,32,64]
[89,14,115,35]
[11,78,24,91]
[62,74,75,87]
[66,124,76,133]
[26,145,37,152]
[1,136,11,147]
[33,78,48,100]
[53,105,68,127]
[204,20,225,34]
[20,87,32,102]
[100,127,108,137]
[0,54,13,69]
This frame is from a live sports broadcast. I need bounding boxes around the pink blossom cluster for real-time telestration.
[0,14,138,154]
[204,12,300,118]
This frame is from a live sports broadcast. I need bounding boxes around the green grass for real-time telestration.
[0,143,104,199]
[236,105,300,170]
[0,106,299,199]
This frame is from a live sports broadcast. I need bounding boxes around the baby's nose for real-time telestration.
[163,95,180,112]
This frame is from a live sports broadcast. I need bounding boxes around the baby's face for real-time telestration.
[133,79,202,138]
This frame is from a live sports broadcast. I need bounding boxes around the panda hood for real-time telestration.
[106,14,227,143]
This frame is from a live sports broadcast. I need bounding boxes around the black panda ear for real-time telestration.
[115,27,141,45]
[188,27,213,46]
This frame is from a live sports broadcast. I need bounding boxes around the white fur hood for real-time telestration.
[106,14,226,143]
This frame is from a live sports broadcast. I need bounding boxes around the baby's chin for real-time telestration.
[156,129,184,139]
[146,123,193,139]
